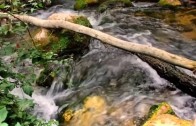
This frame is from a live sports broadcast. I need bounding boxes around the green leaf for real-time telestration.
[0,123,8,126]
[43,52,54,60]
[0,107,8,123]
[0,45,14,56]
[0,80,15,94]
[22,84,33,96]
[0,4,6,9]
[15,122,21,126]
[17,99,34,111]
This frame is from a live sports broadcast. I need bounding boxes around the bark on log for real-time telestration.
[1,13,196,71]
[138,54,196,97]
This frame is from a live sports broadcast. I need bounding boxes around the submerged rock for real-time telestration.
[134,9,196,40]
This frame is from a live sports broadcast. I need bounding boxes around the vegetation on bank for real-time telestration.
[0,0,93,125]
[0,0,54,13]
[0,1,60,125]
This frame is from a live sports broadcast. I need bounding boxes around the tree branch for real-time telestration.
[1,12,196,71]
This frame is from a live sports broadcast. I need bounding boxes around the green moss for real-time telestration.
[148,102,175,118]
[74,0,88,10]
[158,0,181,7]
[50,36,70,53]
[70,16,92,47]
[73,16,92,28]
[34,16,92,55]
[142,102,175,126]
[98,0,132,12]
[159,0,168,5]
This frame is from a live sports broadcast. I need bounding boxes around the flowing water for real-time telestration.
[10,1,196,126]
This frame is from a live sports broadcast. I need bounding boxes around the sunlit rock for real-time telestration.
[63,96,107,126]
[143,102,193,126]
[158,0,181,6]
[63,109,74,122]
[33,28,58,47]
[143,114,193,126]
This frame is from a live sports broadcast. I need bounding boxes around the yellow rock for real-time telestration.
[143,102,193,126]
[159,0,181,6]
[144,114,193,126]
[84,95,107,112]
[33,28,58,47]
[64,96,107,126]
[63,109,74,122]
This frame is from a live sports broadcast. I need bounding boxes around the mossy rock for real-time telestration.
[74,0,131,10]
[74,0,100,10]
[32,14,92,55]
[36,65,55,87]
[98,0,132,12]
[158,0,181,6]
[142,102,193,126]
[146,102,175,120]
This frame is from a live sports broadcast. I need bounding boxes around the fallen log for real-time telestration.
[138,54,196,97]
[1,12,196,71]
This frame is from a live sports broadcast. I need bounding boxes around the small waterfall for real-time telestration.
[9,2,196,124]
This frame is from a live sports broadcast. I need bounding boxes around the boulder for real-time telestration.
[74,0,100,10]
[74,0,132,10]
[158,0,182,6]
[142,102,193,126]
[62,96,107,125]
[32,13,92,54]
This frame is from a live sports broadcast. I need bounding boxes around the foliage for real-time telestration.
[0,62,59,126]
[0,17,59,126]
[50,36,70,53]
[73,16,92,28]
[0,19,27,36]
[0,0,53,13]
[0,0,52,36]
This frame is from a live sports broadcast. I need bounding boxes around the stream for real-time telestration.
[9,1,196,126]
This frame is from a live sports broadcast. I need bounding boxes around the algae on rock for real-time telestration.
[142,102,193,126]
[74,0,99,10]
[74,0,132,10]
[32,13,92,54]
